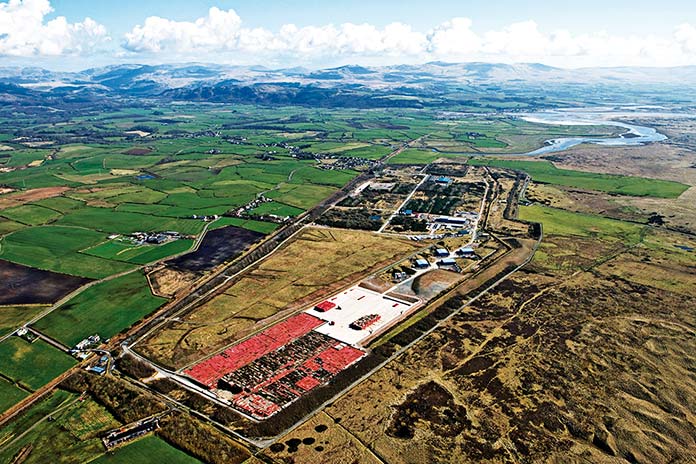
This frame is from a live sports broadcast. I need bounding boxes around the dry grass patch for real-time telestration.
[262,411,382,464]
[138,227,421,368]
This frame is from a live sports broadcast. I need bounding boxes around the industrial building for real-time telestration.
[434,248,449,257]
[184,312,367,420]
[457,246,476,257]
[315,301,337,312]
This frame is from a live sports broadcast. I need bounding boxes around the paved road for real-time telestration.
[377,173,428,233]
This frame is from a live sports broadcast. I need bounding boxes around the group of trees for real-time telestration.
[389,215,429,232]
[60,370,250,464]
[316,208,383,231]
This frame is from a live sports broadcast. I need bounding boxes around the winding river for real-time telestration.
[516,109,669,156]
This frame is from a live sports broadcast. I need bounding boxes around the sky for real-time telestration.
[2,0,696,70]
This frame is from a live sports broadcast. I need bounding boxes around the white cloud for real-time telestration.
[123,7,242,53]
[675,23,696,54]
[5,1,696,68]
[124,8,427,60]
[0,0,107,56]
[120,8,696,67]
[427,18,480,56]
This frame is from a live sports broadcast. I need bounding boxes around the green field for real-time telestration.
[0,378,28,413]
[0,390,122,464]
[211,217,279,234]
[56,207,205,235]
[388,148,448,164]
[265,183,337,209]
[0,226,135,278]
[0,217,26,235]
[32,271,167,347]
[519,204,645,243]
[0,337,76,390]
[339,144,393,159]
[82,239,194,264]
[0,305,48,337]
[92,436,202,464]
[248,201,304,217]
[0,204,63,226]
[469,158,689,198]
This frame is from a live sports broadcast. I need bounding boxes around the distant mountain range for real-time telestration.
[2,62,696,109]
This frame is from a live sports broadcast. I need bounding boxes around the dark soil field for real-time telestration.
[0,259,91,305]
[167,226,264,272]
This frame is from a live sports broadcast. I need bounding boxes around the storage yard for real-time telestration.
[184,313,366,419]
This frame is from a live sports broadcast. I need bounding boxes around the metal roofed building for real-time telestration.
[434,248,449,257]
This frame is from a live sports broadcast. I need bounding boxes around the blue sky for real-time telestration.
[47,0,693,36]
[3,0,696,70]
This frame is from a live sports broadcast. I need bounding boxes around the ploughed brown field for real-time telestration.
[0,259,91,305]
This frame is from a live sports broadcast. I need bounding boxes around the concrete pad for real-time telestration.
[308,286,415,346]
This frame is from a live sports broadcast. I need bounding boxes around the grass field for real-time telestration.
[0,390,122,464]
[56,207,205,235]
[0,378,28,413]
[388,148,451,164]
[210,217,279,234]
[0,204,63,226]
[0,217,26,235]
[33,271,167,347]
[265,183,337,210]
[519,204,645,244]
[248,201,304,217]
[339,145,393,159]
[138,227,422,368]
[82,239,194,264]
[92,436,202,464]
[0,337,76,390]
[469,158,689,198]
[0,305,48,337]
[0,226,136,278]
